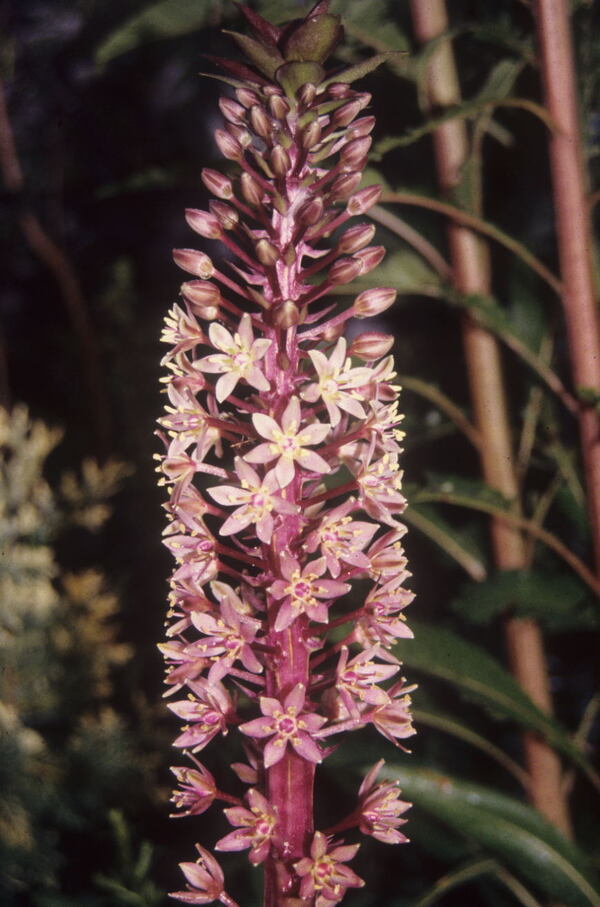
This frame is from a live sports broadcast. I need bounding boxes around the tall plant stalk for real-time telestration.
[409,0,572,837]
[533,0,600,575]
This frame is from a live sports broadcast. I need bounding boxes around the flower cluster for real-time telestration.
[157,4,415,905]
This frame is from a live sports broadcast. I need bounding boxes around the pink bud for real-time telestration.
[333,99,364,128]
[272,300,301,328]
[298,83,317,108]
[297,196,324,226]
[349,331,395,359]
[209,201,239,231]
[328,171,363,202]
[185,208,223,239]
[219,97,246,125]
[336,223,376,255]
[181,281,222,319]
[250,104,272,140]
[347,184,382,216]
[351,116,376,138]
[240,172,263,207]
[354,287,397,318]
[327,82,352,99]
[341,137,372,170]
[236,87,260,108]
[268,94,290,119]
[329,257,363,286]
[301,119,322,150]
[271,144,291,176]
[255,239,280,267]
[215,129,243,161]
[173,248,215,279]
[354,245,386,274]
[201,168,233,200]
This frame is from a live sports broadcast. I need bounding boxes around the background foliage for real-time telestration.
[2,0,599,904]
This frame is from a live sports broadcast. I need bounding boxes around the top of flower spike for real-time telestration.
[211,1,401,99]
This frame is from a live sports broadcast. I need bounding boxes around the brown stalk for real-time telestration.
[0,79,111,456]
[408,0,572,836]
[533,0,600,575]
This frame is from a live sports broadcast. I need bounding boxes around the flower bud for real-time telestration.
[219,97,246,125]
[255,239,280,267]
[271,144,291,176]
[340,136,372,170]
[215,128,243,161]
[272,300,300,328]
[349,331,395,360]
[327,82,352,99]
[332,98,363,128]
[209,201,239,231]
[354,287,397,319]
[249,104,272,140]
[268,94,290,119]
[201,168,233,200]
[297,196,324,226]
[354,245,386,274]
[181,280,221,319]
[301,119,322,150]
[236,87,260,108]
[173,248,215,279]
[347,184,382,216]
[185,209,223,239]
[298,83,317,108]
[328,171,362,202]
[321,320,345,342]
[240,172,263,207]
[226,124,252,148]
[329,257,363,286]
[351,116,376,138]
[336,223,376,255]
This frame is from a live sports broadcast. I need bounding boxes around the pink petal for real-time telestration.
[291,731,322,763]
[245,442,278,464]
[252,413,279,441]
[296,449,331,475]
[238,716,275,738]
[263,736,288,767]
[275,456,295,488]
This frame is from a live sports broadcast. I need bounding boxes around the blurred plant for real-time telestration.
[157,3,415,905]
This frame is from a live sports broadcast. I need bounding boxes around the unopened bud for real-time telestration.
[218,97,246,125]
[215,128,242,161]
[297,196,324,226]
[340,136,372,170]
[173,248,214,279]
[273,300,300,328]
[333,99,363,128]
[336,223,376,255]
[349,331,395,360]
[181,281,222,319]
[240,172,263,207]
[249,104,272,140]
[354,245,386,274]
[298,83,317,108]
[185,209,222,239]
[347,184,382,216]
[351,116,376,138]
[327,82,352,100]
[301,119,322,150]
[226,124,252,148]
[255,239,280,267]
[322,320,345,342]
[328,171,362,202]
[236,87,260,108]
[329,257,363,286]
[271,144,291,176]
[209,201,238,231]
[354,287,397,319]
[268,94,290,119]
[201,168,233,200]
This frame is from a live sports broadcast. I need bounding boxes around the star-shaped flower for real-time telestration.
[216,788,277,865]
[171,844,228,905]
[245,397,331,488]
[239,683,326,768]
[301,337,371,426]
[357,760,410,844]
[270,552,350,632]
[305,499,377,578]
[294,832,364,906]
[207,458,298,543]
[196,313,271,402]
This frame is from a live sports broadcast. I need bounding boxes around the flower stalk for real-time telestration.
[157,4,414,905]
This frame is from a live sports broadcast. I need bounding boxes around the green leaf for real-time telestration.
[378,765,600,907]
[95,0,219,66]
[450,570,597,632]
[223,30,284,79]
[322,51,406,87]
[394,620,600,789]
[404,503,487,581]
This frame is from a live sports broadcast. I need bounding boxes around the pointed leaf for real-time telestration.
[394,620,600,790]
[223,31,284,79]
[378,766,600,907]
[234,3,281,44]
[403,504,487,581]
[322,51,407,88]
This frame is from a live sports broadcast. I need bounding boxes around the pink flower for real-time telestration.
[239,683,326,768]
[170,761,217,818]
[355,579,415,648]
[216,788,277,865]
[270,552,350,632]
[294,832,364,906]
[357,760,410,844]
[188,585,262,682]
[300,337,371,426]
[169,680,234,753]
[371,681,417,745]
[171,844,227,904]
[305,499,377,578]
[196,313,271,402]
[335,646,399,719]
[207,458,297,543]
[245,396,331,488]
